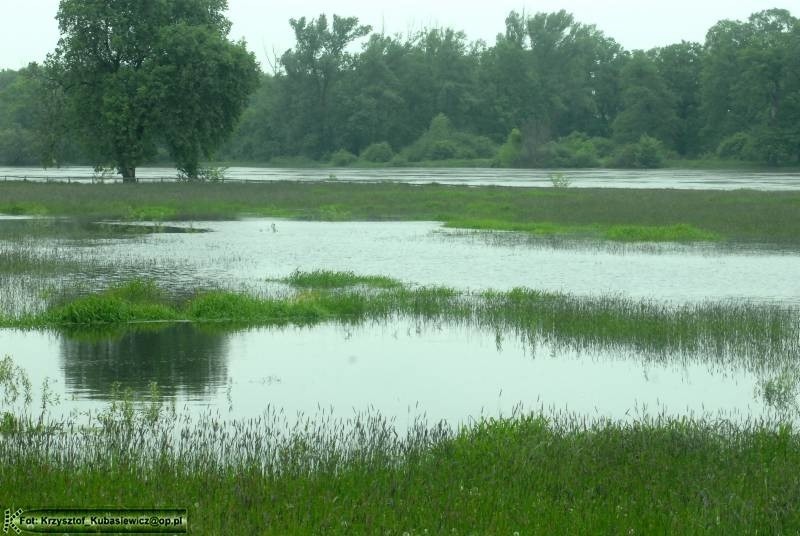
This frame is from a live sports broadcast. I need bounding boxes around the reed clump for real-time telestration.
[282,269,401,289]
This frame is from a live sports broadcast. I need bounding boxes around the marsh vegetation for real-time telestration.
[2,181,800,532]
[2,181,800,244]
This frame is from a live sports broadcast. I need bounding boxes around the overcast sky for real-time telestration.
[0,0,795,70]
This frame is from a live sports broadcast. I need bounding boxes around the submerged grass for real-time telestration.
[0,243,84,275]
[1,181,799,244]
[1,383,799,534]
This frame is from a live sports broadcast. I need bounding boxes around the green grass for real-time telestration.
[1,277,795,362]
[1,392,799,534]
[445,220,722,242]
[281,269,401,289]
[1,181,799,244]
[0,244,82,275]
[603,223,721,242]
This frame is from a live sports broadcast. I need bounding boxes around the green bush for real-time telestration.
[430,140,458,160]
[749,128,795,166]
[496,128,523,168]
[717,132,756,160]
[360,142,394,163]
[531,132,602,168]
[612,135,665,168]
[0,126,38,166]
[390,153,409,167]
[330,148,357,167]
[403,114,496,162]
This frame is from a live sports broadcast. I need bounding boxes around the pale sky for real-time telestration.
[0,0,796,71]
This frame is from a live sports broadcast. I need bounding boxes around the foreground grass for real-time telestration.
[1,395,799,534]
[1,277,795,361]
[2,181,799,243]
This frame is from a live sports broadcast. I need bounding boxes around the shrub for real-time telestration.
[717,132,756,160]
[403,114,497,162]
[496,128,523,168]
[330,148,357,167]
[611,135,665,168]
[749,128,795,166]
[360,142,394,163]
[529,132,602,168]
[390,153,409,167]
[430,140,458,160]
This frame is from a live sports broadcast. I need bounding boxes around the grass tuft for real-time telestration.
[282,269,401,289]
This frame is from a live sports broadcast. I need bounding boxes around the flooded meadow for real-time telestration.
[3,177,800,533]
[2,212,799,427]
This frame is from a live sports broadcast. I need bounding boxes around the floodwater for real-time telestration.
[0,322,776,427]
[1,216,799,426]
[1,165,799,190]
[2,219,798,306]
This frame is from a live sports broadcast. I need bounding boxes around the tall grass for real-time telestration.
[2,276,796,363]
[281,269,401,289]
[1,373,799,534]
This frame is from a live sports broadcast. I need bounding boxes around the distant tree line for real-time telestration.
[1,8,798,169]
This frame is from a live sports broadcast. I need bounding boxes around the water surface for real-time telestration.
[0,322,775,427]
[2,166,799,190]
[3,219,797,307]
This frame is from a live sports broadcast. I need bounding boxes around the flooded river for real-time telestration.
[1,165,799,190]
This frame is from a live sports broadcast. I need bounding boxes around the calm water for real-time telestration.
[0,322,773,427]
[1,165,799,190]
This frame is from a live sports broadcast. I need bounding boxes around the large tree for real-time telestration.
[612,51,678,147]
[47,0,259,181]
[277,14,371,158]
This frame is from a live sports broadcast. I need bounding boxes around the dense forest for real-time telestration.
[1,8,799,169]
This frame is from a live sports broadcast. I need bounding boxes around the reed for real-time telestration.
[1,276,794,363]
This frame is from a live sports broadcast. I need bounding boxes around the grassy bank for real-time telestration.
[1,276,795,361]
[1,391,798,534]
[2,181,799,243]
[444,220,722,242]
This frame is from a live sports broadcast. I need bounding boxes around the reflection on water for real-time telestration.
[0,218,207,239]
[1,166,799,190]
[0,321,782,426]
[60,323,229,399]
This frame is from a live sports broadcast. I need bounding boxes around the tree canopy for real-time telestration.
[2,7,798,170]
[46,0,259,180]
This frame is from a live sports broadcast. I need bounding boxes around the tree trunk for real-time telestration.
[121,166,137,183]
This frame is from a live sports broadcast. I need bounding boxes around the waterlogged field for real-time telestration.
[2,180,800,532]
[2,219,799,312]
